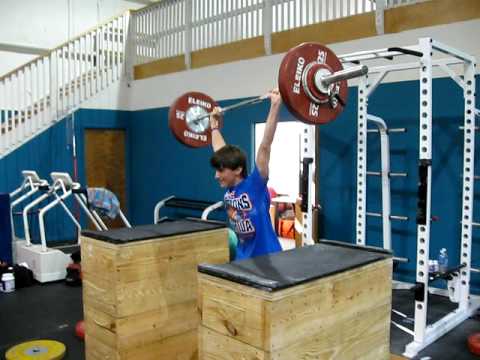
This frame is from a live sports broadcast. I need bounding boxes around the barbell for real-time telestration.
[168,42,368,148]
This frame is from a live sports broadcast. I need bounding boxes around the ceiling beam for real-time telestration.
[0,43,49,56]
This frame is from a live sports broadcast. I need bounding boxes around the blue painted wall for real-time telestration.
[128,76,480,291]
[1,76,479,292]
[1,118,79,243]
[0,109,131,245]
[319,76,480,290]
[128,99,295,224]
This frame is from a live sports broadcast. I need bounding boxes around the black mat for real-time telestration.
[0,282,84,360]
[390,288,479,359]
[82,218,225,244]
[198,240,391,291]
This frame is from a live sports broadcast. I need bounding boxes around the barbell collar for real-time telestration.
[316,64,369,90]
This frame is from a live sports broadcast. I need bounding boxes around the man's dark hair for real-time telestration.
[210,145,248,178]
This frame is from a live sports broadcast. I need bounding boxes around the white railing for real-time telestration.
[191,0,264,50]
[272,0,375,33]
[0,12,129,159]
[131,0,428,67]
[0,0,429,159]
[133,1,186,65]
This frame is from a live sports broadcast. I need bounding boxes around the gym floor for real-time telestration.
[0,282,478,359]
[0,283,84,360]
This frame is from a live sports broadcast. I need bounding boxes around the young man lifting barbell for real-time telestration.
[209,88,283,261]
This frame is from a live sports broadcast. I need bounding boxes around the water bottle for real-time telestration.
[428,259,439,273]
[1,268,15,293]
[438,248,448,273]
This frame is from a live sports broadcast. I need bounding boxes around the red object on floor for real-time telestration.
[278,218,295,239]
[468,333,480,355]
[75,320,85,340]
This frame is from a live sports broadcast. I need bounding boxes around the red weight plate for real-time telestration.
[278,42,348,125]
[168,91,222,148]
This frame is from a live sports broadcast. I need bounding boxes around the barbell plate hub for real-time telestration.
[301,62,334,104]
[186,105,209,133]
[278,42,348,125]
[168,91,222,148]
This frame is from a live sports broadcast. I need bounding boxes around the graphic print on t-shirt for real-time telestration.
[224,191,255,241]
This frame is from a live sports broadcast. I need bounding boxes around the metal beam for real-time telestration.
[0,42,49,56]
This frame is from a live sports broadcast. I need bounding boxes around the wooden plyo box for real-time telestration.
[198,241,392,360]
[81,219,229,360]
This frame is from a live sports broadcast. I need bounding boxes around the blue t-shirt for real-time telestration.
[224,166,282,260]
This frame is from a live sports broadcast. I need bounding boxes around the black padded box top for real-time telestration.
[82,218,226,244]
[198,240,391,292]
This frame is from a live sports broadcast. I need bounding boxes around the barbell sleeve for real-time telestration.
[192,96,267,124]
[316,65,369,89]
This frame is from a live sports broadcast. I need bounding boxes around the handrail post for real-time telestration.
[184,0,192,70]
[263,0,272,56]
[375,0,387,35]
[125,11,136,83]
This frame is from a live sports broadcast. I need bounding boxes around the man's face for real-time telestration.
[215,167,242,188]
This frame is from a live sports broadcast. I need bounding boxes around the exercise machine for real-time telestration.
[9,171,49,261]
[346,38,479,358]
[154,196,223,224]
[15,171,130,282]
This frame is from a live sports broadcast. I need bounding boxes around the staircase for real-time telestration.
[0,12,130,160]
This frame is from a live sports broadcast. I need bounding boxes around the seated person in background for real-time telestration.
[209,89,283,260]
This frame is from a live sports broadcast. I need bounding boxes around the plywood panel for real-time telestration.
[199,258,392,359]
[200,326,268,360]
[267,260,392,351]
[200,278,267,350]
[82,227,229,359]
[84,129,126,229]
[134,55,186,80]
[86,329,198,360]
[385,0,480,34]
